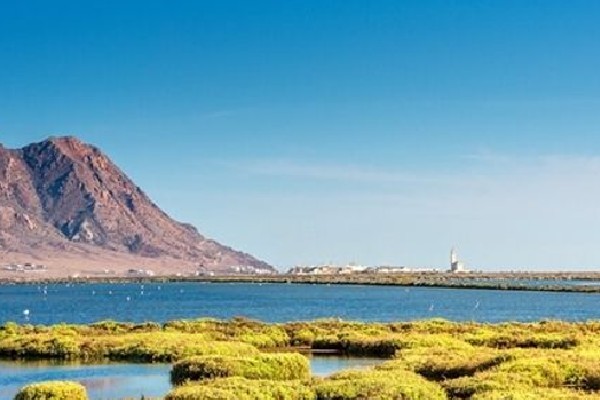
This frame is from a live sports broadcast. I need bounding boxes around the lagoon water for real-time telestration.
[0,282,599,325]
[0,361,170,399]
[1,282,599,398]
[0,356,382,399]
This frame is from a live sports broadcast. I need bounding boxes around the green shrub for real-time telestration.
[14,381,87,400]
[313,369,446,400]
[164,317,290,348]
[165,378,314,400]
[0,334,81,360]
[171,353,310,385]
[442,351,600,398]
[442,375,503,399]
[107,336,260,362]
[465,332,579,349]
[384,345,512,380]
[471,387,599,399]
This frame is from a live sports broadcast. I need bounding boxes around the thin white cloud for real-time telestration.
[225,154,600,196]
[226,158,460,185]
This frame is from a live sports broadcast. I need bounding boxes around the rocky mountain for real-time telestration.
[0,136,274,276]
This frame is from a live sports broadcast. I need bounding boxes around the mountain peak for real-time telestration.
[0,136,274,276]
[47,135,82,145]
[33,135,100,160]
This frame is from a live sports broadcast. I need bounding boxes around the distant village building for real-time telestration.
[3,263,47,273]
[127,268,155,276]
[228,265,275,275]
[449,248,468,273]
[287,264,437,275]
[196,267,215,277]
[287,263,370,276]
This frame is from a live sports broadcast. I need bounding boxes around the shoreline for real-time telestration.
[2,272,600,293]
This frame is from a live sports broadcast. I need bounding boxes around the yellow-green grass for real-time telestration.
[13,380,87,400]
[470,387,600,400]
[0,331,259,362]
[171,353,310,385]
[379,345,512,380]
[3,318,597,359]
[4,318,600,399]
[312,369,447,400]
[165,378,314,400]
[164,317,290,349]
[442,348,600,398]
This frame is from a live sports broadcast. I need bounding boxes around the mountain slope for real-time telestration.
[0,136,273,276]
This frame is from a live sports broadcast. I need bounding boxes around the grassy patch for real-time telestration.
[165,378,314,400]
[381,345,512,380]
[14,380,87,400]
[171,353,310,385]
[313,369,447,400]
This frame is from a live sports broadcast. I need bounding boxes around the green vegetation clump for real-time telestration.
[384,345,513,380]
[0,330,259,362]
[165,378,314,400]
[13,380,87,400]
[171,353,310,385]
[313,369,447,400]
[88,321,162,333]
[442,349,600,398]
[164,317,290,348]
[104,335,260,362]
[470,387,600,399]
[465,331,580,349]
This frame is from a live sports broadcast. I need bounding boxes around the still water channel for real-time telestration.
[0,356,383,399]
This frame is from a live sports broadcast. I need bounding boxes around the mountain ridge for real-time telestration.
[0,136,274,277]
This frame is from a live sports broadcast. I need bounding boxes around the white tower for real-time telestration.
[450,247,465,273]
[450,248,458,265]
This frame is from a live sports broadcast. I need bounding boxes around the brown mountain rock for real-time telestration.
[0,137,274,277]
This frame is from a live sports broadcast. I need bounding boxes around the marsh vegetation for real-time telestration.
[4,317,600,399]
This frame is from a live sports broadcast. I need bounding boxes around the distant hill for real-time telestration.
[0,136,274,277]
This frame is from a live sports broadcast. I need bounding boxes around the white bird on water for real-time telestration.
[23,309,30,316]
[428,303,434,312]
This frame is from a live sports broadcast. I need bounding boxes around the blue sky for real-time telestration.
[2,1,600,270]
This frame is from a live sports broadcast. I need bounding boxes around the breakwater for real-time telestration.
[3,272,600,293]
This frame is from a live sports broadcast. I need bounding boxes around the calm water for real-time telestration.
[0,282,599,325]
[452,278,600,287]
[0,356,381,400]
[1,282,598,398]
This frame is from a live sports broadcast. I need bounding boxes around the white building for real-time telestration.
[449,248,468,273]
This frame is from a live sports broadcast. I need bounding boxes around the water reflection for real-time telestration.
[309,355,384,377]
[0,356,384,399]
[0,360,170,399]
